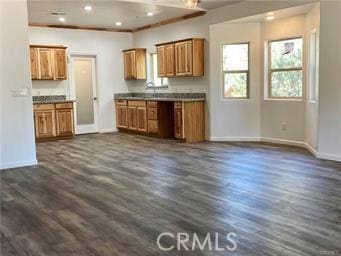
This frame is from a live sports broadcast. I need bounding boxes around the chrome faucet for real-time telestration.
[145,82,156,97]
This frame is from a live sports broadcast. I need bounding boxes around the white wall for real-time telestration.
[209,22,261,141]
[317,1,341,161]
[305,3,320,152]
[261,15,306,143]
[29,27,133,132]
[0,0,37,169]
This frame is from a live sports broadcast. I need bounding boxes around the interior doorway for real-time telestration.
[70,55,99,135]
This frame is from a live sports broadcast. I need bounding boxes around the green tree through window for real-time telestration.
[269,38,303,98]
[222,43,249,98]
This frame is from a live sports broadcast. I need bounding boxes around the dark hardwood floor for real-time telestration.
[1,133,340,256]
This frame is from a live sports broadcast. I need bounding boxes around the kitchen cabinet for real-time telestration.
[174,103,184,139]
[115,99,204,142]
[174,101,205,143]
[55,103,74,137]
[33,102,74,141]
[30,48,39,80]
[123,48,147,80]
[115,100,128,129]
[127,101,147,131]
[34,107,56,139]
[38,48,55,80]
[54,48,67,80]
[156,43,175,77]
[30,45,67,80]
[156,38,204,77]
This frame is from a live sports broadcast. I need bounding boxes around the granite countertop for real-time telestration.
[33,95,76,104]
[114,93,206,102]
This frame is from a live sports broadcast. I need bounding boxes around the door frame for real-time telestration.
[69,53,99,135]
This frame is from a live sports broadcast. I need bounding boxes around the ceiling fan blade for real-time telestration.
[116,0,207,11]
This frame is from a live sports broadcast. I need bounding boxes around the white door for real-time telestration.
[70,56,99,134]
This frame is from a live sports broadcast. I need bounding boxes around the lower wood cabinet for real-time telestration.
[174,103,184,139]
[34,109,56,139]
[56,109,73,136]
[115,99,204,142]
[34,102,74,141]
[173,101,205,143]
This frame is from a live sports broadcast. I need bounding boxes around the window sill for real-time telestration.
[155,85,169,89]
[264,98,303,102]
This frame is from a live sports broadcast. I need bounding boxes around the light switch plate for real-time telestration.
[12,88,29,97]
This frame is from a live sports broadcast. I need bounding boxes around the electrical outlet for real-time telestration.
[281,122,287,131]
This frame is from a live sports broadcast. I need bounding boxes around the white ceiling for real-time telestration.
[27,0,241,30]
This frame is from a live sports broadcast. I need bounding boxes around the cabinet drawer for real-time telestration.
[116,99,127,106]
[128,100,146,107]
[56,102,73,109]
[147,101,157,108]
[174,102,182,109]
[33,104,55,111]
[148,107,158,120]
[148,120,159,134]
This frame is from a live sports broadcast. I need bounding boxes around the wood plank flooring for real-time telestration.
[1,133,340,256]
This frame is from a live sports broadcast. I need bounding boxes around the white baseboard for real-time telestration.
[317,152,341,162]
[99,128,118,134]
[304,143,319,157]
[0,158,38,171]
[207,137,261,142]
[208,136,340,162]
[261,137,306,147]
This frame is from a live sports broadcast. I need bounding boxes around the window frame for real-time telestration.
[268,37,303,99]
[150,53,168,88]
[222,42,250,99]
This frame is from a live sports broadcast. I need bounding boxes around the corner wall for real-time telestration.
[317,1,341,161]
[261,15,306,144]
[209,22,261,141]
[1,0,37,169]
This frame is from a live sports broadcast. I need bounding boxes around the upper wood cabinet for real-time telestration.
[38,48,55,80]
[30,45,67,81]
[156,38,204,78]
[30,48,39,80]
[54,48,67,80]
[157,43,175,77]
[123,48,146,80]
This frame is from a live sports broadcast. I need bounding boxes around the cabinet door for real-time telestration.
[174,103,184,139]
[116,105,128,128]
[34,110,56,139]
[185,41,193,75]
[30,48,39,79]
[38,48,55,80]
[175,42,188,76]
[54,49,67,80]
[128,106,137,130]
[56,109,73,136]
[157,46,166,77]
[137,107,147,132]
[124,51,136,80]
[165,44,175,77]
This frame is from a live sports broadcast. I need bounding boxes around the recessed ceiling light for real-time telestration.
[58,17,66,23]
[147,12,154,16]
[84,5,92,12]
[115,21,122,26]
[266,15,275,21]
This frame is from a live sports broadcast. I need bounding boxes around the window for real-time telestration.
[222,43,249,98]
[151,53,168,87]
[268,38,303,98]
[308,30,318,102]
